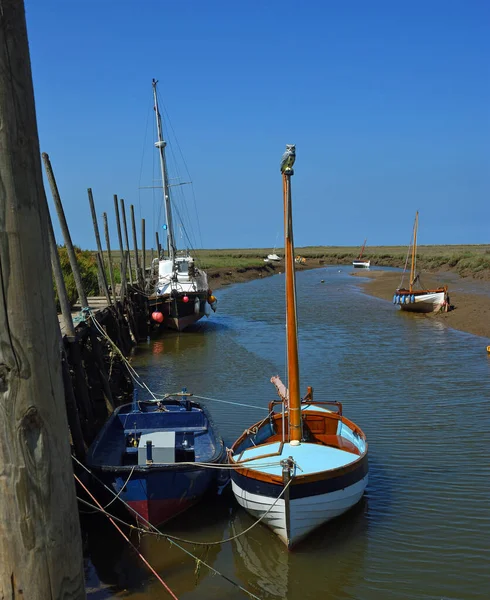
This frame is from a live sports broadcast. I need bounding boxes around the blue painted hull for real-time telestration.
[87,399,225,527]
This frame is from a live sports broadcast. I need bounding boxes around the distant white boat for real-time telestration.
[352,239,370,268]
[393,211,448,313]
[265,253,281,262]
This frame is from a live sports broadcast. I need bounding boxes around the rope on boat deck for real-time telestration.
[75,473,179,600]
[74,456,263,600]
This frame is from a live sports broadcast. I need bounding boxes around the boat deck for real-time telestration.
[238,441,359,477]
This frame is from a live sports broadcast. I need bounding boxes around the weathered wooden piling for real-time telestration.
[47,211,87,458]
[43,151,89,309]
[103,211,117,305]
[142,217,146,290]
[113,194,128,291]
[120,198,134,285]
[0,1,86,596]
[130,203,142,288]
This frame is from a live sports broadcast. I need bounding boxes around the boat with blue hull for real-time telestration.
[86,392,225,527]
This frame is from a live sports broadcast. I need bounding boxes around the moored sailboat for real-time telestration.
[393,211,449,313]
[148,79,217,330]
[228,145,368,549]
[352,239,370,268]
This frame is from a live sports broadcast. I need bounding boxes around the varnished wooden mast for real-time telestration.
[409,211,418,292]
[283,169,301,442]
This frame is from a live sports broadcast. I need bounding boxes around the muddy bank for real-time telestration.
[351,270,490,340]
[207,258,328,291]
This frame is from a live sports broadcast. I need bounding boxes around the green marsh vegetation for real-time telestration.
[55,244,490,307]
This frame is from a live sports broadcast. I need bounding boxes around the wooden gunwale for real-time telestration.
[229,410,368,486]
[235,441,285,464]
[397,286,447,295]
[233,451,367,487]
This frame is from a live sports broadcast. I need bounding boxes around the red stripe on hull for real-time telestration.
[127,498,196,527]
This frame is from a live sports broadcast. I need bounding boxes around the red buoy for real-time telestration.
[183,296,189,303]
[152,311,164,323]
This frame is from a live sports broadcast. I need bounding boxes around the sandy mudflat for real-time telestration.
[208,260,490,342]
[351,270,490,341]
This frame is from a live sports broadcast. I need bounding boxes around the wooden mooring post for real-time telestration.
[120,198,134,286]
[0,0,86,596]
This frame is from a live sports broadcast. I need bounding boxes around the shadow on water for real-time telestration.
[83,493,232,599]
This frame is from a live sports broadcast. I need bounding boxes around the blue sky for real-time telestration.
[25,0,489,251]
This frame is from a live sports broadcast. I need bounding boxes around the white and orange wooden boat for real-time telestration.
[393,212,449,313]
[228,146,368,549]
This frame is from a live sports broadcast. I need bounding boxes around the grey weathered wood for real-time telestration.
[60,346,86,460]
[47,208,76,338]
[87,187,108,299]
[0,1,86,597]
[96,252,112,306]
[120,198,133,285]
[130,204,142,288]
[113,194,127,290]
[47,211,87,457]
[103,212,117,305]
[42,152,88,308]
[141,218,146,291]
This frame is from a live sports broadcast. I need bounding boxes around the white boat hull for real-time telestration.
[397,291,446,313]
[352,260,370,268]
[232,475,368,547]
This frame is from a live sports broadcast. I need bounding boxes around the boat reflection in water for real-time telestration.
[84,494,230,598]
[230,498,369,600]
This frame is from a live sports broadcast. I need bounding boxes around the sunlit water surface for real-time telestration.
[84,267,490,600]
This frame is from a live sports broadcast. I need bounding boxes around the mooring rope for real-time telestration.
[77,477,292,548]
[73,456,262,600]
[75,473,179,599]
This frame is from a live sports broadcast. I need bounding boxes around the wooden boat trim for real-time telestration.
[234,452,367,487]
[235,441,285,464]
[397,286,447,294]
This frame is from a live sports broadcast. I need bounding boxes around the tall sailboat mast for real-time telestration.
[358,239,367,259]
[283,161,301,443]
[409,211,418,292]
[152,78,176,260]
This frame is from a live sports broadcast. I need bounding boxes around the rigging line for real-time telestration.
[88,311,158,399]
[73,457,262,600]
[191,394,269,411]
[74,474,179,600]
[138,93,154,224]
[161,100,204,250]
[78,479,292,549]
